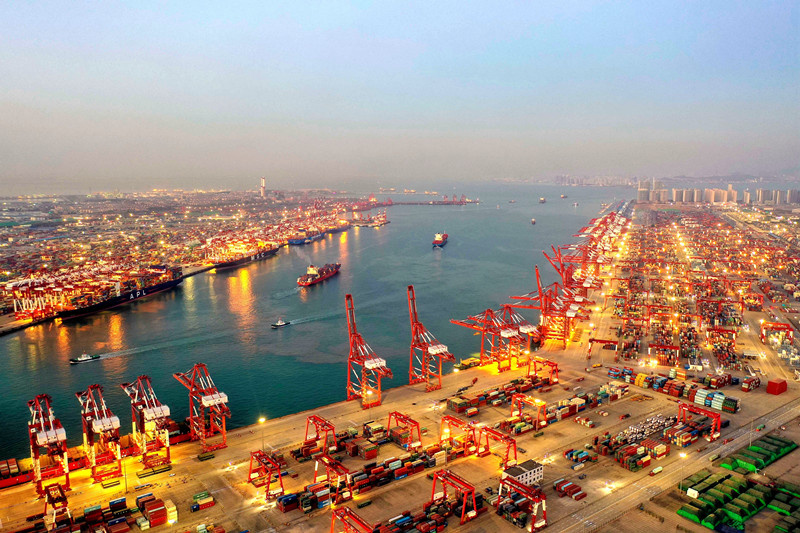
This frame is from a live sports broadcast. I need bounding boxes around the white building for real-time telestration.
[502,459,544,486]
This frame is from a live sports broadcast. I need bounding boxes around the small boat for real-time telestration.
[508,200,516,204]
[573,202,579,207]
[539,197,546,204]
[271,318,290,329]
[70,352,101,365]
[531,218,536,225]
[561,194,567,199]
[432,232,448,247]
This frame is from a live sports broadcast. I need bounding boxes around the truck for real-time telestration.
[649,466,663,476]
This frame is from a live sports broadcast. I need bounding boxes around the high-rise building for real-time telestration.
[775,190,785,205]
[742,190,751,204]
[756,189,771,203]
[788,189,800,204]
[260,177,266,198]
[727,189,738,203]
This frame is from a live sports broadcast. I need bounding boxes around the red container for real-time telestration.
[767,379,787,395]
[199,501,216,510]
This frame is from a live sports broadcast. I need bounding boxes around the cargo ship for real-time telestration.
[209,244,279,271]
[297,263,341,287]
[432,233,448,247]
[352,211,389,227]
[287,230,324,245]
[58,266,184,320]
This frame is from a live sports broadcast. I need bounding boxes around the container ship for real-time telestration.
[205,239,279,271]
[4,264,184,321]
[432,232,448,247]
[297,263,341,287]
[58,266,184,319]
[287,230,324,245]
[352,211,389,227]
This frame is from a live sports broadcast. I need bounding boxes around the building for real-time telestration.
[742,190,751,204]
[502,459,544,487]
[756,189,771,204]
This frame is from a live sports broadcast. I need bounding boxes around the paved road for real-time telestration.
[552,396,800,532]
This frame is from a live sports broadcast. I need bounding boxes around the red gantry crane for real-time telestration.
[408,285,455,392]
[304,414,338,453]
[173,363,231,452]
[43,483,71,530]
[678,402,722,441]
[450,307,521,372]
[28,394,70,496]
[430,470,480,525]
[330,507,374,533]
[248,450,285,501]
[345,294,393,409]
[386,411,422,449]
[510,394,548,430]
[475,426,518,469]
[120,375,172,468]
[497,475,547,531]
[75,384,122,482]
[315,454,353,503]
[440,415,478,452]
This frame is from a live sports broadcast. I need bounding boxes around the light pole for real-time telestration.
[258,417,266,451]
[678,452,687,492]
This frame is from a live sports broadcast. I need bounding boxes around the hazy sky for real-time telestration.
[1,2,798,193]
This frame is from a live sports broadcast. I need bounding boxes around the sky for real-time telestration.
[1,1,798,194]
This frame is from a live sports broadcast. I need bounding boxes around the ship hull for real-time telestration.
[213,247,279,270]
[69,356,101,364]
[297,265,341,287]
[58,277,184,320]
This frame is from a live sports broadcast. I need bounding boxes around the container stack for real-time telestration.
[164,500,177,524]
[741,377,760,392]
[143,499,168,528]
[190,491,215,513]
[640,438,670,459]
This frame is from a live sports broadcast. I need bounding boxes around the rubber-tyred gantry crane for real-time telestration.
[315,454,352,503]
[430,470,480,525]
[386,411,422,449]
[304,414,338,452]
[510,394,548,430]
[75,384,122,482]
[43,483,71,530]
[28,394,70,496]
[475,426,517,469]
[173,363,231,452]
[345,294,393,409]
[439,415,478,451]
[678,402,721,441]
[120,375,171,468]
[497,475,547,531]
[408,285,455,392]
[330,507,373,533]
[248,450,285,501]
[760,322,794,344]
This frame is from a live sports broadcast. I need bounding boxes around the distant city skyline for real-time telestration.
[1,2,798,195]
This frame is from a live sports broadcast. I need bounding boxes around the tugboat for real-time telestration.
[297,263,341,287]
[432,232,448,248]
[70,352,101,365]
[539,197,546,204]
[271,318,290,329]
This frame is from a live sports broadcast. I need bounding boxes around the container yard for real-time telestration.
[2,197,800,533]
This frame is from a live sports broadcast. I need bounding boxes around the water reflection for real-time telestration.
[227,268,256,337]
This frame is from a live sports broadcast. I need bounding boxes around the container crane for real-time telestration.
[315,454,352,503]
[248,450,285,501]
[345,294,393,409]
[28,393,70,496]
[510,394,548,430]
[497,475,547,531]
[330,507,374,533]
[429,470,480,525]
[475,426,517,469]
[450,307,520,372]
[677,402,721,441]
[75,384,122,482]
[439,415,478,452]
[173,363,231,452]
[407,285,455,392]
[386,411,422,449]
[43,483,71,531]
[120,375,172,468]
[304,414,338,453]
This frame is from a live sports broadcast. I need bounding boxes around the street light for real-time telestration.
[678,452,687,492]
[258,417,266,451]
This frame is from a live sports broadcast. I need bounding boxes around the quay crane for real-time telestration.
[450,307,523,373]
[407,285,455,392]
[173,363,231,452]
[75,384,122,482]
[28,394,70,496]
[345,294,393,409]
[120,375,172,468]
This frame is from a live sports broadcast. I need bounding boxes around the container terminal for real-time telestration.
[2,200,800,533]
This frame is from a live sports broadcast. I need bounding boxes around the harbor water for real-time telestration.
[0,183,629,459]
